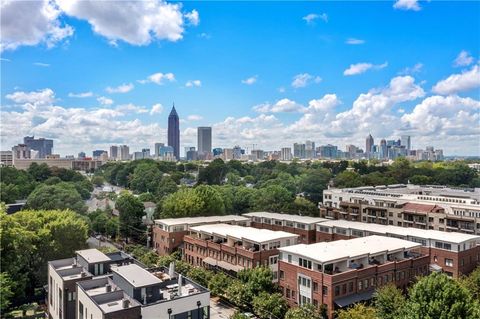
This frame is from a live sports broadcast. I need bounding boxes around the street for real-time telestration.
[210,297,238,319]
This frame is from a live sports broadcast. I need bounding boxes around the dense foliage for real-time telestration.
[0,208,89,310]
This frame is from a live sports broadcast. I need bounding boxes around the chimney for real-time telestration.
[106,284,111,292]
[122,299,129,308]
[178,274,183,297]
[80,271,86,278]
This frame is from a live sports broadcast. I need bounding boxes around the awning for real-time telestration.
[217,260,244,272]
[202,257,217,266]
[430,263,443,272]
[334,290,374,308]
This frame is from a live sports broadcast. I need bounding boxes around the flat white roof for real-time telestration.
[318,220,480,244]
[190,224,298,243]
[112,264,162,288]
[76,249,111,263]
[154,215,249,227]
[243,212,328,224]
[279,235,421,264]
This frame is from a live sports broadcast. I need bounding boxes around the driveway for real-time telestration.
[210,297,238,319]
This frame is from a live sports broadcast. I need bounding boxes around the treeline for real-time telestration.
[0,163,93,214]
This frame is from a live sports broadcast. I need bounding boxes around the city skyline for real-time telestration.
[1,1,479,156]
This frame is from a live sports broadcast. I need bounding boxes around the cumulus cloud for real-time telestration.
[393,0,421,11]
[344,62,388,76]
[291,73,322,88]
[242,75,258,85]
[116,103,148,114]
[56,0,197,45]
[68,92,93,98]
[150,103,163,115]
[0,0,74,51]
[185,80,201,87]
[6,88,55,106]
[253,99,306,113]
[34,62,50,67]
[345,38,365,45]
[432,65,480,95]
[187,114,203,121]
[302,13,328,24]
[139,72,175,85]
[106,83,134,94]
[399,63,423,75]
[97,96,114,105]
[453,50,474,67]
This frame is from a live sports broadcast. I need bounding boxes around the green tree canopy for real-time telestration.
[253,185,294,212]
[284,303,323,319]
[252,292,288,319]
[336,303,378,319]
[26,183,87,214]
[115,193,145,241]
[130,163,163,193]
[373,284,406,319]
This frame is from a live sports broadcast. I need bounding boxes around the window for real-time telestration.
[286,288,291,298]
[334,286,340,296]
[79,302,84,318]
[445,258,453,267]
[313,281,318,292]
[279,270,284,279]
[288,255,292,263]
[342,284,347,294]
[349,282,354,292]
[358,281,363,291]
[322,286,328,295]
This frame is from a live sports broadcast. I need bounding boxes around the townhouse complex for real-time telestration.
[321,184,480,234]
[48,249,210,319]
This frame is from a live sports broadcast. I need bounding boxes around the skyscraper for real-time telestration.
[168,105,180,159]
[119,145,130,160]
[379,139,387,159]
[197,127,212,155]
[154,143,164,157]
[23,136,53,158]
[366,134,374,154]
[110,145,118,160]
[401,135,411,152]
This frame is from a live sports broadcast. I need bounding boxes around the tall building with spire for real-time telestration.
[168,104,180,159]
[366,134,374,155]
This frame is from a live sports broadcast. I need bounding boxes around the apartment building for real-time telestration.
[153,215,250,255]
[315,219,480,278]
[77,264,210,319]
[243,212,327,244]
[47,249,134,319]
[321,184,480,235]
[184,224,299,279]
[278,236,430,319]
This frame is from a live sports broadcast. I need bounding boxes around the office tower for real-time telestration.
[168,104,180,160]
[365,134,374,154]
[186,147,198,161]
[119,145,130,160]
[318,144,338,159]
[142,148,151,158]
[12,144,31,159]
[78,151,86,159]
[213,148,223,157]
[346,144,358,159]
[133,151,144,160]
[23,136,53,158]
[232,146,243,160]
[109,145,118,160]
[93,150,106,158]
[197,127,212,155]
[251,149,264,161]
[281,147,292,161]
[401,135,411,152]
[223,148,233,160]
[293,143,306,159]
[305,140,315,159]
[155,143,164,157]
[379,139,387,159]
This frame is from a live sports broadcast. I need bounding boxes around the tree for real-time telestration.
[91,212,109,234]
[409,175,432,185]
[27,162,51,182]
[92,175,105,187]
[252,292,288,319]
[198,158,227,185]
[461,266,480,300]
[156,176,178,199]
[130,163,162,193]
[0,272,14,311]
[230,311,249,319]
[333,171,364,188]
[226,279,250,307]
[373,284,406,319]
[195,185,225,215]
[404,272,478,319]
[253,185,294,212]
[186,267,213,288]
[286,197,319,216]
[138,192,155,202]
[208,272,232,296]
[116,193,145,241]
[26,183,87,214]
[336,303,378,319]
[161,188,203,218]
[298,169,331,203]
[105,217,119,238]
[0,182,19,204]
[285,303,323,319]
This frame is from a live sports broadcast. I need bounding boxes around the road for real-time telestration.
[210,297,238,319]
[87,236,118,250]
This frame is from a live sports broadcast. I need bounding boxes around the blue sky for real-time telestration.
[1,0,479,156]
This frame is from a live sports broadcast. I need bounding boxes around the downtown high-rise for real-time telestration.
[168,105,180,159]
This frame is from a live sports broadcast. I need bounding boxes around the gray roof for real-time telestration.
[112,264,162,288]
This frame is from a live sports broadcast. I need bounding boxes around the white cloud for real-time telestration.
[453,50,474,67]
[187,114,203,121]
[393,0,421,11]
[68,91,93,98]
[401,95,480,137]
[198,32,211,39]
[56,0,197,45]
[278,87,286,93]
[1,58,11,62]
[302,13,328,24]
[242,75,258,85]
[432,65,480,95]
[399,63,423,75]
[5,88,55,106]
[343,62,388,76]
[150,103,163,115]
[291,73,322,88]
[139,72,176,85]
[1,0,74,51]
[184,9,199,26]
[34,62,50,67]
[253,98,306,113]
[185,80,201,87]
[97,96,114,105]
[345,38,365,45]
[106,83,134,93]
[115,103,148,114]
